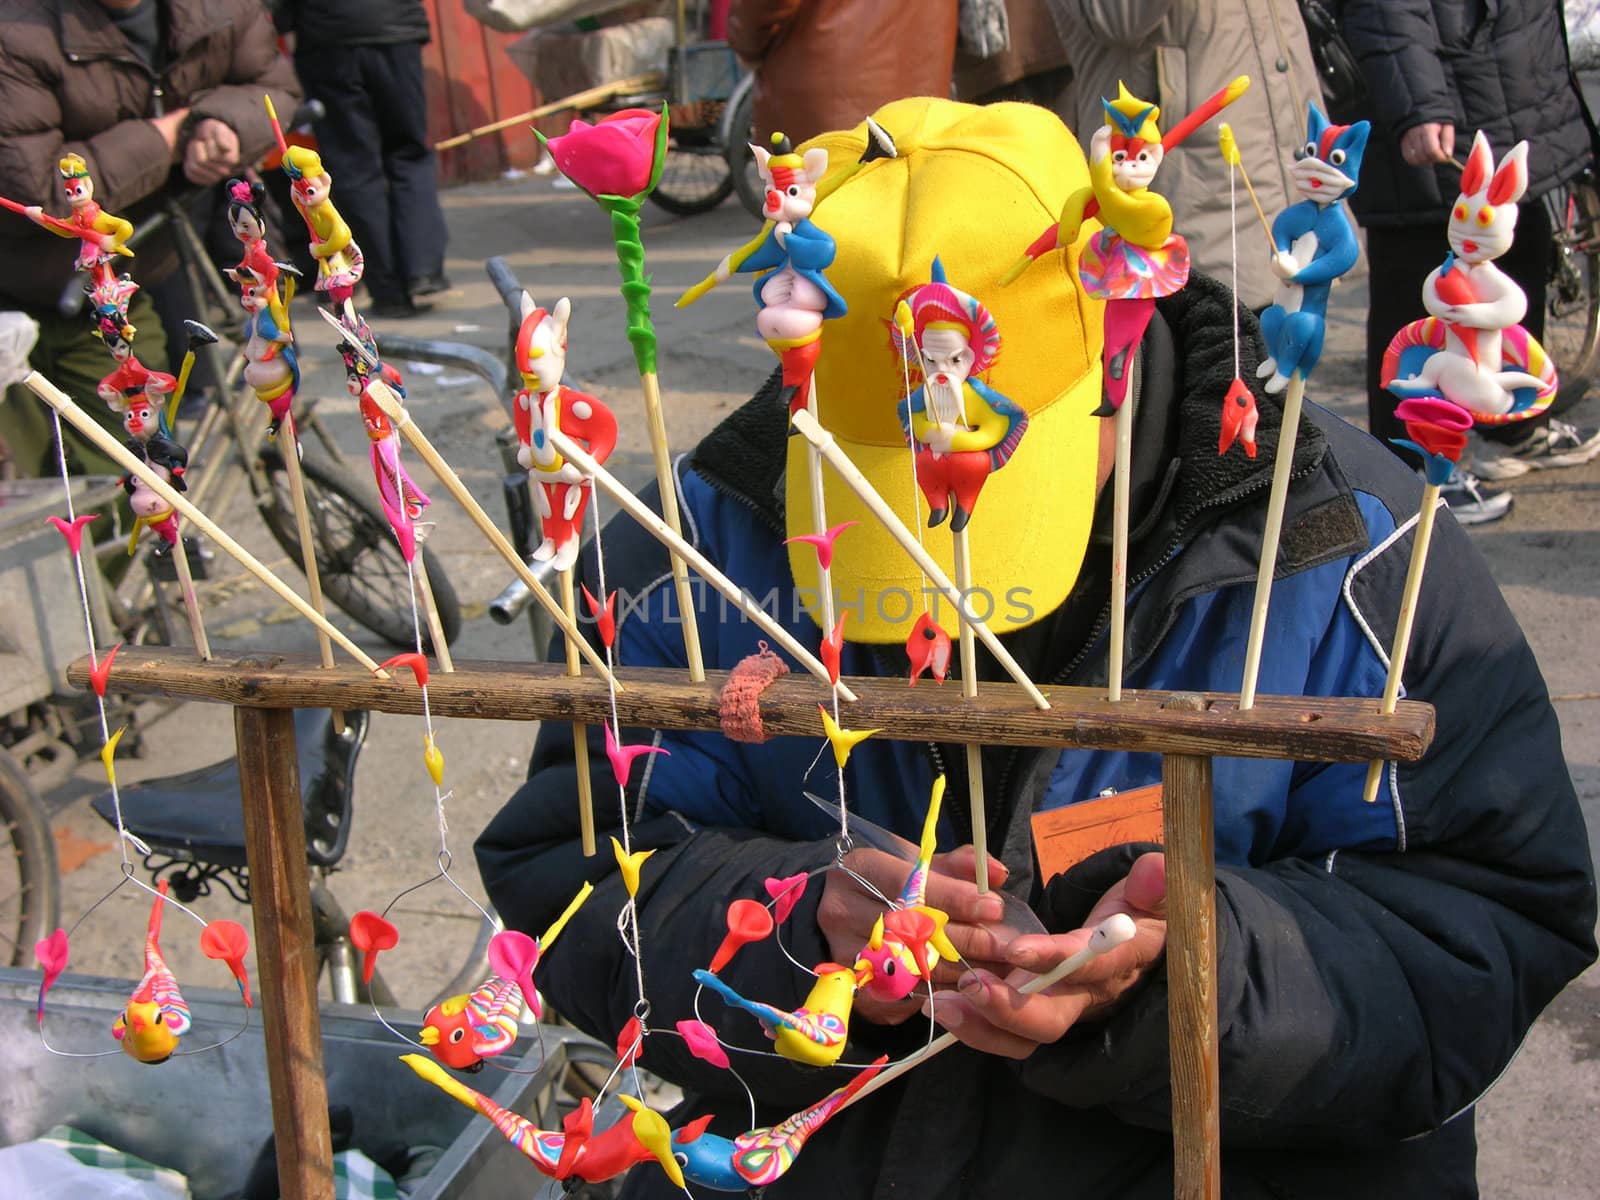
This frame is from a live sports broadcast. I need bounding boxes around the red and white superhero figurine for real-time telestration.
[513,294,618,572]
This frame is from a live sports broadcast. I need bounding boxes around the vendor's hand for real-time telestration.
[1401,122,1455,168]
[1271,251,1300,280]
[149,107,191,162]
[184,118,241,185]
[924,851,1167,1058]
[818,844,1011,1026]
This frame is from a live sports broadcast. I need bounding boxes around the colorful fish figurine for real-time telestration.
[112,880,192,1064]
[692,964,857,1067]
[852,776,959,1002]
[401,1054,684,1187]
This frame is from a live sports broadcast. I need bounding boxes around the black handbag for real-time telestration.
[1297,0,1369,121]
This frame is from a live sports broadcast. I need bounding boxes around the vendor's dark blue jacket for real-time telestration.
[477,276,1595,1200]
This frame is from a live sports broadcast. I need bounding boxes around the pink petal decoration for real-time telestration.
[783,521,858,572]
[616,1015,644,1068]
[604,723,669,790]
[764,873,809,925]
[200,920,253,1008]
[676,1019,730,1069]
[489,929,542,1019]
[379,651,429,688]
[349,911,399,985]
[34,929,68,1025]
[47,513,97,555]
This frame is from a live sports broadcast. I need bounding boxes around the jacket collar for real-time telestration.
[58,0,229,66]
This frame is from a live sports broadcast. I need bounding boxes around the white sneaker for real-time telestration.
[1437,468,1513,525]
[1465,430,1532,481]
[1495,419,1600,470]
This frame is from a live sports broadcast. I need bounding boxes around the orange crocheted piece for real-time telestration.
[719,642,789,743]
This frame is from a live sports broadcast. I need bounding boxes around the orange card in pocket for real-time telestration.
[1031,784,1164,883]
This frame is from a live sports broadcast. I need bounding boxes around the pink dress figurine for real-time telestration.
[352,361,430,563]
[512,294,619,573]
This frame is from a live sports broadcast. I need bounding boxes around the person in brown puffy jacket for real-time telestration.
[0,0,301,479]
[727,0,958,144]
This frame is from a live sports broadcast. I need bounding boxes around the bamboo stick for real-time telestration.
[790,409,1051,710]
[559,567,597,856]
[1362,486,1441,803]
[433,75,665,151]
[952,526,989,893]
[169,522,211,661]
[640,371,705,680]
[280,413,336,678]
[1238,372,1308,710]
[27,372,387,676]
[542,423,856,701]
[363,381,619,687]
[412,548,454,673]
[1108,379,1136,702]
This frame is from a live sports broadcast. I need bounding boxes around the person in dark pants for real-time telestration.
[1338,0,1600,525]
[277,0,450,319]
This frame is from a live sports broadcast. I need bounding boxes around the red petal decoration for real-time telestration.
[349,911,399,985]
[709,898,773,973]
[89,641,123,699]
[201,919,254,1008]
[582,584,618,649]
[615,1015,644,1067]
[820,612,847,686]
[379,652,429,688]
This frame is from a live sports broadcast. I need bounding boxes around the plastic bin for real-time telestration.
[0,968,592,1199]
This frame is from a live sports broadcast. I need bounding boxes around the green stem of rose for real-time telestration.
[602,197,657,377]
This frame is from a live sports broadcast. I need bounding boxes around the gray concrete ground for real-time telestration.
[41,176,1600,1192]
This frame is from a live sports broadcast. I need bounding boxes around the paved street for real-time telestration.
[43,173,1599,1195]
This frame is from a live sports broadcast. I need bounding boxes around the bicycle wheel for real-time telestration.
[0,747,59,969]
[260,447,462,650]
[726,80,766,222]
[1544,172,1600,414]
[648,121,734,216]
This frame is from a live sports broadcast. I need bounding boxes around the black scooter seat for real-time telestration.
[92,709,370,869]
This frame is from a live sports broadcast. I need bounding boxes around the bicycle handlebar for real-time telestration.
[376,335,509,403]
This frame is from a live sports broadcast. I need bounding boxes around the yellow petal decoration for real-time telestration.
[100,725,127,789]
[1219,123,1240,167]
[612,837,655,900]
[620,1095,685,1189]
[894,299,914,337]
[423,734,445,787]
[818,704,880,770]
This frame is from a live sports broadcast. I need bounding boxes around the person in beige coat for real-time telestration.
[1051,0,1325,309]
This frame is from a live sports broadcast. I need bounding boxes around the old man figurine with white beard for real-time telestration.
[896,259,1027,532]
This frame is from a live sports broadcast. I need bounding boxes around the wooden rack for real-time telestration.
[70,647,1435,1200]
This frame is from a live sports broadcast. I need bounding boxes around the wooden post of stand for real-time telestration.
[235,706,334,1200]
[1161,692,1220,1200]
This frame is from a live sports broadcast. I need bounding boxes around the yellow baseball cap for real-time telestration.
[784,97,1104,644]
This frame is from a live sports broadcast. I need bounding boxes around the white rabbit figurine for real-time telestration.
[1393,131,1545,417]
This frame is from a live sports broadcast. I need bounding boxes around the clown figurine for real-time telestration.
[2,154,134,286]
[512,293,619,572]
[896,260,1026,532]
